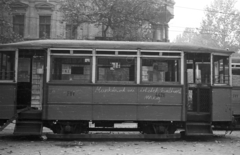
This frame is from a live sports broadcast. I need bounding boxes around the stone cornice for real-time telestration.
[35,2,55,12]
[10,1,29,12]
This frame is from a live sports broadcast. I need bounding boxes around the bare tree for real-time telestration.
[173,28,203,45]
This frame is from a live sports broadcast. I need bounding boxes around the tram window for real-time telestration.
[187,62,210,84]
[141,58,180,83]
[51,57,91,82]
[232,59,240,86]
[0,51,15,80]
[97,57,135,82]
[213,56,229,84]
[232,68,240,86]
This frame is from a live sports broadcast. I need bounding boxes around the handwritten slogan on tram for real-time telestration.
[48,86,182,104]
[138,87,181,103]
[94,87,182,104]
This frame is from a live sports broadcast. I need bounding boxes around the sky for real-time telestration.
[168,0,240,41]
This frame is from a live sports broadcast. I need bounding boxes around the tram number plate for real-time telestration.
[233,94,239,98]
[67,91,75,96]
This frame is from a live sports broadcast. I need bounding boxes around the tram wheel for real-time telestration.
[49,121,89,134]
[139,123,155,134]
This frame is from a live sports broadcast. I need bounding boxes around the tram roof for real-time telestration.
[0,40,234,54]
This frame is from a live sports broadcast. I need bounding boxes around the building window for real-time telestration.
[66,24,73,39]
[51,57,91,82]
[66,24,78,39]
[13,15,24,37]
[0,51,15,80]
[97,57,136,83]
[141,58,180,83]
[66,24,71,39]
[39,16,51,38]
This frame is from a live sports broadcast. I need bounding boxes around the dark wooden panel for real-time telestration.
[93,86,137,104]
[0,85,16,118]
[138,87,182,105]
[17,82,31,108]
[137,105,182,121]
[212,88,232,121]
[47,105,92,120]
[48,86,92,104]
[93,105,136,120]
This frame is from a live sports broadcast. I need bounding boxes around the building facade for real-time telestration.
[10,0,174,41]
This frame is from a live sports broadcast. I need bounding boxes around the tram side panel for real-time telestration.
[0,84,16,119]
[212,87,232,122]
[44,85,183,122]
[136,86,182,121]
[232,87,240,117]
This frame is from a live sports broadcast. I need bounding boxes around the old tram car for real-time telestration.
[0,40,237,136]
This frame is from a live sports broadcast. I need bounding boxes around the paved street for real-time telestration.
[1,124,240,155]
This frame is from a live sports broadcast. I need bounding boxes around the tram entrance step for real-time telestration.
[14,108,43,135]
[185,122,213,136]
[14,121,42,135]
[18,109,42,120]
[187,112,211,122]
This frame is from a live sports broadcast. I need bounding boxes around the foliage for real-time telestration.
[174,28,202,45]
[174,0,240,51]
[200,0,240,51]
[60,0,170,41]
[0,0,23,44]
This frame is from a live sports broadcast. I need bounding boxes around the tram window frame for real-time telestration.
[141,58,180,84]
[213,55,230,85]
[0,51,15,81]
[96,57,136,83]
[232,58,240,86]
[50,56,92,83]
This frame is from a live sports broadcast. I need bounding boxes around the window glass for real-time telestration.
[13,15,24,37]
[39,16,51,38]
[187,61,210,84]
[0,51,15,80]
[213,55,229,84]
[186,53,211,84]
[232,58,240,86]
[66,24,77,39]
[141,58,179,83]
[51,57,91,82]
[97,57,135,82]
[18,58,30,82]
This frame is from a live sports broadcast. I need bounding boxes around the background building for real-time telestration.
[10,0,174,41]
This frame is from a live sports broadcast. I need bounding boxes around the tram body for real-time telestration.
[0,40,237,136]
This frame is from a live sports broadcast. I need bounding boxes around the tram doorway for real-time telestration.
[17,50,45,110]
[186,53,211,122]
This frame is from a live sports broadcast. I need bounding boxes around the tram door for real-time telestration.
[186,53,211,123]
[17,51,44,110]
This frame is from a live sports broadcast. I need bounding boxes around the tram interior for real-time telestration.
[186,53,211,113]
[186,53,230,116]
[17,50,44,110]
